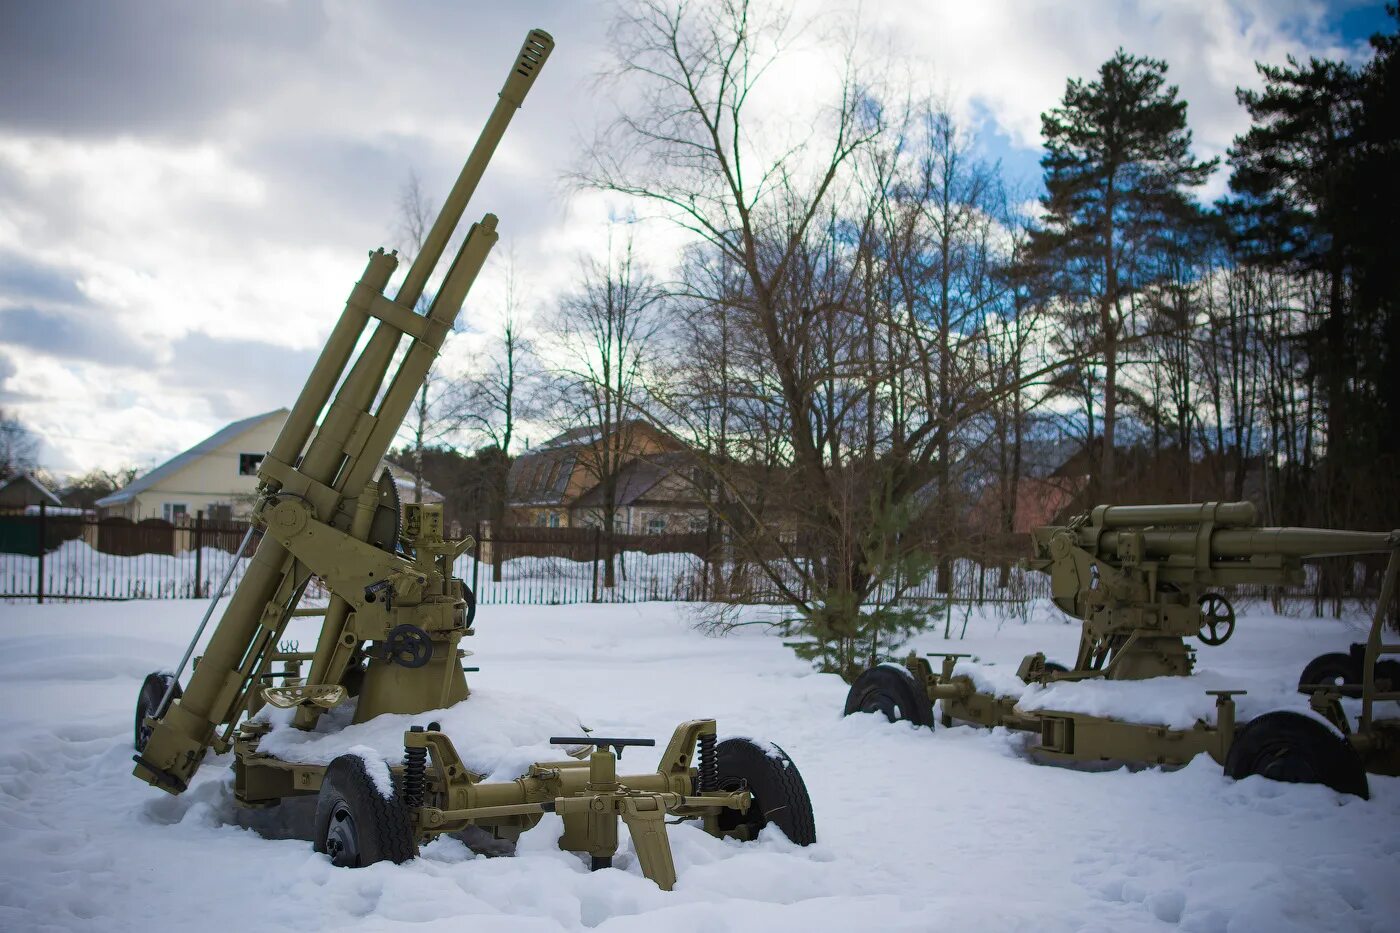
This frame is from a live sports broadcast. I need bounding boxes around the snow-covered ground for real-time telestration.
[0,598,1397,932]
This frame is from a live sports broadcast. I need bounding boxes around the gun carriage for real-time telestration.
[131,29,815,890]
[844,501,1400,798]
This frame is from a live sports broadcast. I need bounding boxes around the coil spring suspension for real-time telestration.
[402,725,427,809]
[697,731,717,792]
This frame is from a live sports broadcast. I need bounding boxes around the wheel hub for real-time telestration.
[1257,744,1320,784]
[325,803,361,867]
[716,777,760,838]
[860,691,902,722]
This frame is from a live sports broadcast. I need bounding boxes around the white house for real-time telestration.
[95,409,288,521]
[96,409,442,522]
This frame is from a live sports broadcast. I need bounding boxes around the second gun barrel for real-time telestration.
[1098,527,1396,561]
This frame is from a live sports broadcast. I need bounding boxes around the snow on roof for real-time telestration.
[0,470,63,506]
[23,504,85,516]
[95,409,288,507]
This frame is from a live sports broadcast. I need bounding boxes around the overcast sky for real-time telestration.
[0,0,1387,479]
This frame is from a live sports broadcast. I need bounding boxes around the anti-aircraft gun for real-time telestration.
[843,501,1400,798]
[132,29,815,889]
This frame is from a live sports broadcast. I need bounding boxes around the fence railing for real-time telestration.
[1,510,1386,618]
[0,507,261,601]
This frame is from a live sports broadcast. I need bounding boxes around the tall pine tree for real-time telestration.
[1031,50,1215,498]
[1338,6,1400,527]
[1226,50,1365,528]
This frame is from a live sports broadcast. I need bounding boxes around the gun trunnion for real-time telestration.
[845,500,1400,798]
[130,30,816,889]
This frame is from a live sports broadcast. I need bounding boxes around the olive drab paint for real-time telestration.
[130,29,816,890]
[848,501,1400,795]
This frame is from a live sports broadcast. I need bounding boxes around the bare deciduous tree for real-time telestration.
[578,0,1074,678]
[547,231,663,587]
[463,245,536,457]
[0,409,40,480]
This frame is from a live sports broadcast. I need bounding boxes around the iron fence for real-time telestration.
[0,508,1387,618]
[0,506,260,601]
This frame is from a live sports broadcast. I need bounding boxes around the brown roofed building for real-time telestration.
[0,471,64,513]
[506,420,707,533]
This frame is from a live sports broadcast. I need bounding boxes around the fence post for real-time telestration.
[36,501,46,604]
[591,526,601,603]
[471,522,481,598]
[702,521,712,602]
[491,524,503,583]
[193,510,204,599]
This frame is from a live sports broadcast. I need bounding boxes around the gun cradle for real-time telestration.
[232,719,755,892]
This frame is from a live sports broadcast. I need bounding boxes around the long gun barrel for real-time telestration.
[134,30,554,794]
[1096,527,1397,562]
[1027,501,1399,680]
[1036,500,1397,570]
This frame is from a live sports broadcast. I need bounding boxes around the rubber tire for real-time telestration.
[843,665,934,727]
[135,672,181,752]
[463,584,477,627]
[1224,711,1370,799]
[1378,660,1400,690]
[313,755,418,866]
[714,738,816,846]
[1298,653,1362,698]
[1044,662,1069,674]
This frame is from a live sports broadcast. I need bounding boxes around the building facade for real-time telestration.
[96,409,443,522]
[506,421,707,532]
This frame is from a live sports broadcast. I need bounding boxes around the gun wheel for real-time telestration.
[713,738,816,846]
[1297,653,1362,698]
[843,664,934,727]
[134,672,181,752]
[1224,711,1369,799]
[313,755,418,867]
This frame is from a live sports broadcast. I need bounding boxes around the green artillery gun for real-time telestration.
[131,29,814,890]
[844,501,1400,798]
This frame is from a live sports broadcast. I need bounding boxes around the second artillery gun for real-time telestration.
[131,29,815,890]
[843,501,1400,798]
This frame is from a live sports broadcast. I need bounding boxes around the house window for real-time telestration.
[549,512,561,528]
[688,516,707,533]
[163,503,188,523]
[534,512,548,527]
[239,453,265,476]
[646,516,666,535]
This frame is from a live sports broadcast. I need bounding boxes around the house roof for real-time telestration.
[509,421,693,509]
[571,451,699,509]
[534,419,680,452]
[95,409,288,507]
[507,448,577,505]
[0,471,63,506]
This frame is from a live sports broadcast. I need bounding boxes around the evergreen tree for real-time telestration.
[1031,50,1216,498]
[1225,47,1369,528]
[1338,6,1400,510]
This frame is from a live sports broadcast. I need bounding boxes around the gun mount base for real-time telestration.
[226,717,814,890]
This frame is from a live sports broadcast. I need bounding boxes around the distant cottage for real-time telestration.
[96,409,442,522]
[506,420,707,534]
[0,471,64,513]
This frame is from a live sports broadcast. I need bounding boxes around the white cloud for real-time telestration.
[0,0,1371,477]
